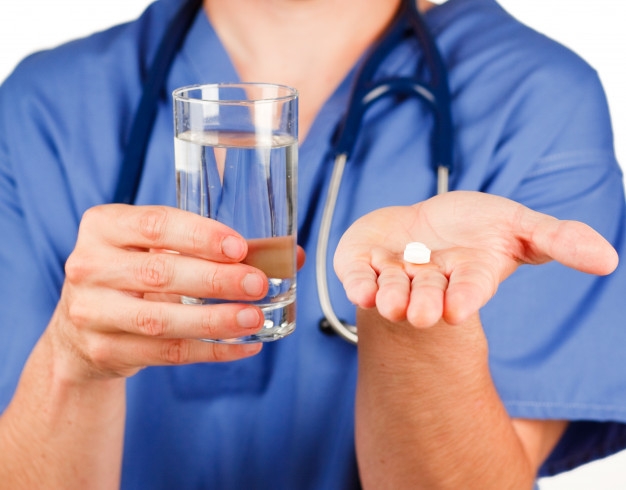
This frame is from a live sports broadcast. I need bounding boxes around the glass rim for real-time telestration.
[172,82,298,104]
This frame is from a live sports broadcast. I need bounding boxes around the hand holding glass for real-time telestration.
[173,83,298,343]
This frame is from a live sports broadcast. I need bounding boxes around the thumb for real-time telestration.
[519,215,618,276]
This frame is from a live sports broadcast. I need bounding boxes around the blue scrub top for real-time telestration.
[2,0,626,487]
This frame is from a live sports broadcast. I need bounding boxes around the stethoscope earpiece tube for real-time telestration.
[114,0,203,204]
[404,0,454,185]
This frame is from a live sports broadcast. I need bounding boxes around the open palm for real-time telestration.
[334,191,618,328]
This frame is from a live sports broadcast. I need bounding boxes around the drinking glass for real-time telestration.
[173,83,298,343]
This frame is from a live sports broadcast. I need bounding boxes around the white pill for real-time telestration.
[403,242,431,264]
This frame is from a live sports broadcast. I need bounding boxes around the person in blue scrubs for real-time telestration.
[1,0,626,488]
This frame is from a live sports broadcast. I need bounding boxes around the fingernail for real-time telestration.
[243,273,265,296]
[222,236,245,260]
[237,307,262,329]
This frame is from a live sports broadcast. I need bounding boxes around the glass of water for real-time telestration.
[172,83,298,343]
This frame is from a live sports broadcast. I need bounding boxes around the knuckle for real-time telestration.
[79,205,116,237]
[80,335,114,372]
[64,253,96,285]
[208,344,244,363]
[186,220,211,252]
[138,207,170,244]
[198,308,219,337]
[66,300,92,331]
[135,306,167,337]
[85,341,109,369]
[207,344,229,363]
[77,334,139,379]
[200,267,223,295]
[160,339,192,364]
[81,204,107,226]
[136,253,173,289]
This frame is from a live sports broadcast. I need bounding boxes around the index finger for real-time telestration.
[79,204,247,263]
[335,246,380,308]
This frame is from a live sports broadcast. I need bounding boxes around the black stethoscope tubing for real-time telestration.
[332,0,453,183]
[114,0,203,204]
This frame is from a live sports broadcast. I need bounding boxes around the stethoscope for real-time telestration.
[114,0,454,345]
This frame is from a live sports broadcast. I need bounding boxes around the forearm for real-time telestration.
[355,308,534,490]
[0,320,126,490]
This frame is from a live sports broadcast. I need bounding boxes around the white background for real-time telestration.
[0,1,625,488]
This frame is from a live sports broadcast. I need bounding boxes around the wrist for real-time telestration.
[0,324,126,490]
[354,309,533,489]
[356,307,489,372]
[45,302,130,383]
[27,325,126,410]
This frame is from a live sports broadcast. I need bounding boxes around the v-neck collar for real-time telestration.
[165,1,461,153]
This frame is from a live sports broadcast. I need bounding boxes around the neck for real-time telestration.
[203,0,437,139]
